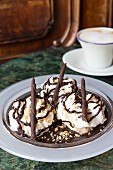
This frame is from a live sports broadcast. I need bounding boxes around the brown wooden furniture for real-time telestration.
[0,0,113,62]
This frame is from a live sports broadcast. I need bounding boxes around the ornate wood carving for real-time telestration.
[0,0,54,44]
[107,0,113,27]
[79,0,113,29]
[0,0,113,63]
[53,0,80,47]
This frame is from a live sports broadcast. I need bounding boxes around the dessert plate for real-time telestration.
[0,74,113,162]
[63,48,113,76]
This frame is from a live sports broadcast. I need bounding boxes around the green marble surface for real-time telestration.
[0,45,113,170]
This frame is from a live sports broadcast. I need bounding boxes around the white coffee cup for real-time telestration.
[77,27,113,69]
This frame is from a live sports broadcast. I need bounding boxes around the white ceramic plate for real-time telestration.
[0,74,113,162]
[63,48,113,76]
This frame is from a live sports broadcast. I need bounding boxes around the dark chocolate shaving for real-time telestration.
[31,77,36,139]
[53,63,67,107]
[81,78,87,121]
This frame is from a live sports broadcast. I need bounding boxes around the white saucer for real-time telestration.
[63,48,113,76]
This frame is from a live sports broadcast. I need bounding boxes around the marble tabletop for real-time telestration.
[0,45,113,170]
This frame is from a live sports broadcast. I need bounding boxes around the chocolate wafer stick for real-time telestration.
[81,78,87,120]
[53,63,67,107]
[31,77,36,139]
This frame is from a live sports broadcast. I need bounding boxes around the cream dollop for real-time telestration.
[57,92,106,135]
[8,95,54,137]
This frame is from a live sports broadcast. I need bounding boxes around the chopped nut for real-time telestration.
[58,136,62,140]
[100,129,103,132]
[54,127,58,132]
[75,134,80,137]
[88,132,91,136]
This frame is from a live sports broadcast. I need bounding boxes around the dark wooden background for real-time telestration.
[0,0,112,62]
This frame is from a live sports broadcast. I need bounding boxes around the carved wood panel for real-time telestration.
[0,0,54,44]
[0,0,113,63]
[53,0,80,47]
[0,0,80,62]
[79,0,113,29]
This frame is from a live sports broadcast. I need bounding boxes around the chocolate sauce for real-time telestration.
[5,76,112,148]
[4,108,110,147]
[62,93,82,114]
[6,88,110,146]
